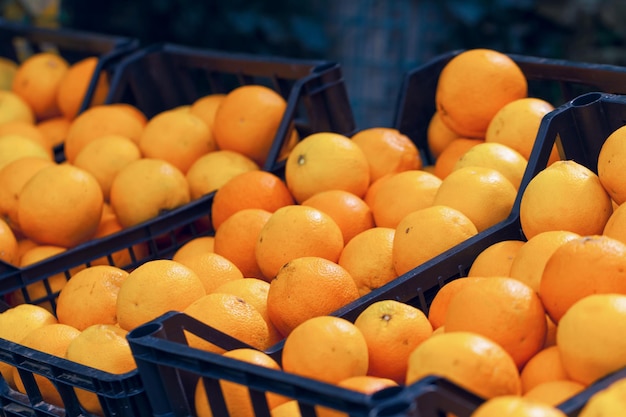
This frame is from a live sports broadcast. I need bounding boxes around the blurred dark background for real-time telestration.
[17,0,626,129]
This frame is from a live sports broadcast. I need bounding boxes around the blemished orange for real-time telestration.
[186,150,260,200]
[64,104,145,163]
[557,293,626,386]
[406,331,522,398]
[316,375,399,417]
[520,346,570,394]
[578,377,626,417]
[189,93,225,129]
[36,116,71,148]
[302,189,375,244]
[175,252,244,293]
[255,205,344,280]
[12,52,69,120]
[213,85,287,166]
[55,265,129,330]
[282,315,369,384]
[73,134,142,201]
[519,160,613,240]
[284,132,370,204]
[433,137,484,179]
[0,90,35,125]
[337,227,398,296]
[368,169,442,229]
[194,348,288,417]
[109,158,190,228]
[56,56,109,120]
[427,277,476,330]
[392,205,478,276]
[17,163,104,247]
[172,236,215,262]
[467,240,525,277]
[266,256,360,337]
[139,109,216,173]
[538,235,626,324]
[604,202,626,244]
[183,292,271,353]
[598,125,626,205]
[213,208,272,280]
[354,300,432,384]
[471,395,568,417]
[12,323,81,408]
[0,216,18,264]
[350,127,422,183]
[433,165,517,233]
[508,230,580,292]
[116,259,206,331]
[435,48,528,138]
[65,324,136,415]
[452,142,528,190]
[427,110,460,159]
[210,170,294,230]
[0,120,50,150]
[445,276,547,369]
[0,134,53,170]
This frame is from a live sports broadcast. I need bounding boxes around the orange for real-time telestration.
[578,377,626,417]
[604,202,626,244]
[508,230,580,292]
[284,132,370,204]
[139,109,216,173]
[55,265,128,330]
[392,205,478,276]
[213,85,287,165]
[519,160,613,240]
[255,205,344,280]
[337,227,398,296]
[435,48,528,138]
[368,169,442,228]
[64,104,145,163]
[17,163,104,247]
[452,142,528,189]
[0,90,35,125]
[363,173,391,208]
[194,348,288,417]
[12,323,81,408]
[15,237,37,264]
[467,240,525,277]
[210,170,294,230]
[520,346,570,394]
[90,209,150,268]
[544,314,558,349]
[350,127,422,183]
[301,189,375,244]
[0,120,50,150]
[0,56,17,91]
[73,134,142,201]
[0,216,18,264]
[36,115,71,148]
[354,300,432,384]
[316,375,399,417]
[56,56,110,120]
[172,236,215,262]
[427,110,460,159]
[0,134,53,170]
[176,252,244,293]
[427,277,476,330]
[557,293,626,385]
[598,125,626,204]
[186,150,260,200]
[213,208,272,279]
[183,292,271,353]
[471,395,568,417]
[65,324,136,415]
[109,158,190,228]
[539,235,626,324]
[523,380,585,407]
[116,259,206,331]
[445,276,547,369]
[485,97,560,164]
[266,256,360,337]
[189,93,225,129]
[110,103,148,127]
[433,165,517,232]
[270,400,302,417]
[281,315,368,384]
[12,52,69,120]
[433,137,484,179]
[406,331,522,398]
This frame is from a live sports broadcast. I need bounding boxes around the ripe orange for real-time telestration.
[523,380,585,407]
[471,396,567,417]
[520,346,570,394]
[433,137,484,179]
[604,202,626,244]
[392,205,478,276]
[578,377,626,416]
[519,160,613,240]
[0,216,18,264]
[337,227,398,296]
[281,316,369,384]
[36,116,71,148]
[56,56,110,120]
[467,239,525,277]
[0,120,50,150]
[90,208,150,268]
[0,90,35,125]
[210,170,294,230]
[350,127,422,183]
[213,85,287,165]
[189,93,225,129]
[539,235,626,324]
[284,132,370,204]
[317,376,399,417]
[435,48,528,138]
[354,300,432,384]
[426,277,476,330]
[172,236,215,262]
[266,256,360,336]
[0,134,53,170]
[176,252,244,293]
[427,110,460,159]
[598,125,626,204]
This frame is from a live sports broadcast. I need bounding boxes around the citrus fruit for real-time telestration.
[56,56,109,120]
[467,240,525,278]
